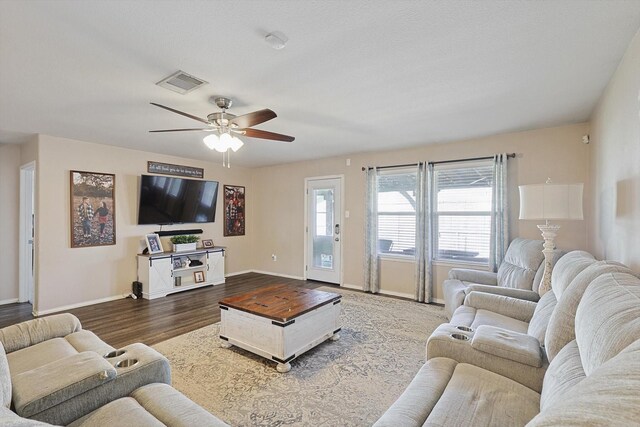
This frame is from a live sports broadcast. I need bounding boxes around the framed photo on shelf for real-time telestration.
[173,257,183,269]
[202,239,214,248]
[70,170,116,248]
[224,185,245,236]
[145,233,163,254]
[194,271,205,283]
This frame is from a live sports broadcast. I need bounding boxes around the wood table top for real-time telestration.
[219,284,341,322]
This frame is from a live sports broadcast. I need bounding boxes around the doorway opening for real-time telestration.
[19,161,35,307]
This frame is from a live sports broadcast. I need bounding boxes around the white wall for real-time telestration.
[588,29,640,270]
[0,144,21,303]
[33,135,253,313]
[252,123,591,301]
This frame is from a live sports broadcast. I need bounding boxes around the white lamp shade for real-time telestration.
[519,183,584,220]
[216,132,233,152]
[229,136,244,152]
[203,134,219,150]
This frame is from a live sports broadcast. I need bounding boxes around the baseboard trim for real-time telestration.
[34,294,128,317]
[251,270,306,281]
[341,283,361,291]
[225,270,253,278]
[379,289,414,299]
[432,298,445,305]
[0,298,19,306]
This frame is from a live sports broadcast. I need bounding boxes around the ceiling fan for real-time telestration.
[150,97,294,142]
[149,97,295,167]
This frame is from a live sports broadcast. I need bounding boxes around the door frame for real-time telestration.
[19,161,36,304]
[303,175,345,285]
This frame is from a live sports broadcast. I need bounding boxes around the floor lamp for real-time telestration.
[518,181,583,295]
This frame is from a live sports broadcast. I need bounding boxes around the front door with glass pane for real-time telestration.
[306,178,342,284]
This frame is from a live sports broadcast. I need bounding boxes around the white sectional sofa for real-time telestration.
[375,253,640,426]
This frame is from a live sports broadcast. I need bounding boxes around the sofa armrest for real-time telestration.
[373,358,458,427]
[0,314,82,354]
[31,343,171,425]
[448,269,498,285]
[465,284,540,302]
[12,352,116,418]
[464,292,537,323]
[471,325,542,367]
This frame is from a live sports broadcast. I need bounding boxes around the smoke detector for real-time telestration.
[156,70,208,95]
[265,31,288,50]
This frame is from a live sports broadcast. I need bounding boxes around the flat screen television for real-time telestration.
[138,175,219,225]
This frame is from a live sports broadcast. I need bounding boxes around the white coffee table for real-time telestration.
[219,284,342,372]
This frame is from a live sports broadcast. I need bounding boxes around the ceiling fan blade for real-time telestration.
[149,128,211,133]
[241,128,295,142]
[230,109,277,128]
[150,102,209,124]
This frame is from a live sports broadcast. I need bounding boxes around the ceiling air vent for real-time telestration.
[156,70,208,95]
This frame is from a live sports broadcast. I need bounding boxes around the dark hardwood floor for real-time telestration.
[0,273,330,349]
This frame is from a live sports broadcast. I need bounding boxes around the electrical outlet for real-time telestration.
[271,254,277,261]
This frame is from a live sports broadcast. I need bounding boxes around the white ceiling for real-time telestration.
[1,1,639,167]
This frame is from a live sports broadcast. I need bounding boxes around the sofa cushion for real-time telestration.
[471,325,542,367]
[550,251,596,298]
[471,310,529,334]
[7,338,77,376]
[576,272,640,376]
[65,330,115,355]
[373,358,457,427]
[0,407,51,426]
[545,261,633,362]
[497,238,544,290]
[529,338,640,426]
[426,363,540,426]
[0,314,81,354]
[12,352,117,418]
[526,291,557,345]
[67,397,164,427]
[131,383,229,427]
[539,340,585,411]
[0,343,10,409]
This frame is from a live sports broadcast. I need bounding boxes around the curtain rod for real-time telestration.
[361,153,516,171]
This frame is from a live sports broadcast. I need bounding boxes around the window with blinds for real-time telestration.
[434,161,493,264]
[376,168,417,256]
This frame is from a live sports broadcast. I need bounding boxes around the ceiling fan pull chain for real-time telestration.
[222,150,226,167]
[227,150,231,168]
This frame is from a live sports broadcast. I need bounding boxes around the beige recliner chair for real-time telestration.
[0,314,228,426]
[443,238,556,319]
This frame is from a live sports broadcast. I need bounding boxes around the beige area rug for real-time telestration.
[153,287,447,427]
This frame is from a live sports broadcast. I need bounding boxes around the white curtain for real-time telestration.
[415,162,434,303]
[490,153,509,272]
[364,167,379,293]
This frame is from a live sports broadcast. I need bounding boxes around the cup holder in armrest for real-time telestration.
[104,350,126,358]
[450,333,470,341]
[456,326,474,332]
[115,359,139,368]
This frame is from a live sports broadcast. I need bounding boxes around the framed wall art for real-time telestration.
[70,170,116,248]
[224,185,245,236]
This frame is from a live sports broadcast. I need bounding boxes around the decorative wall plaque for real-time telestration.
[147,161,204,178]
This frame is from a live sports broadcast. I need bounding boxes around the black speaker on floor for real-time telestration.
[132,281,143,299]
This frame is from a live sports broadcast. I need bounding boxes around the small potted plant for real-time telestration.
[170,235,200,252]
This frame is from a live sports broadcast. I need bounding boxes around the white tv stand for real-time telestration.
[137,247,225,300]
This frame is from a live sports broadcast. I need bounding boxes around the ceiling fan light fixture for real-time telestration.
[229,136,244,152]
[216,132,233,153]
[203,133,219,150]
